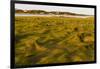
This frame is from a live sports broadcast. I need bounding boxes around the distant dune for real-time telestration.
[15,13,93,18]
[15,9,92,16]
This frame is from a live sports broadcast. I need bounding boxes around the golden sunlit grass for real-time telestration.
[15,16,95,66]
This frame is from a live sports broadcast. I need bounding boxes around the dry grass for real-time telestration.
[15,16,95,66]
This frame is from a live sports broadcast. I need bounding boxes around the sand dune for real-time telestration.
[15,14,92,18]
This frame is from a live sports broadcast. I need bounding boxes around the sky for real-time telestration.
[15,3,94,15]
